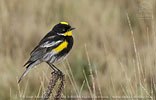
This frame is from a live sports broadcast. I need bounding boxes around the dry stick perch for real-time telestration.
[42,71,65,100]
[55,75,65,100]
[42,71,59,100]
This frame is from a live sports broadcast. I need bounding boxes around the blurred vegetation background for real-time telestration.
[0,0,156,100]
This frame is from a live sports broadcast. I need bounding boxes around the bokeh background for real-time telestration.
[0,0,156,100]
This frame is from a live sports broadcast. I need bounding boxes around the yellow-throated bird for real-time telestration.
[18,22,75,83]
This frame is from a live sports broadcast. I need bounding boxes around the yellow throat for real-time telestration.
[64,31,72,36]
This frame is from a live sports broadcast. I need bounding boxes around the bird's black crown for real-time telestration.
[52,22,75,34]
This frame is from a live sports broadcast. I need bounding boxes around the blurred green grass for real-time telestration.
[0,0,156,100]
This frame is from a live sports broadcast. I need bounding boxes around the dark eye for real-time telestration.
[62,29,65,32]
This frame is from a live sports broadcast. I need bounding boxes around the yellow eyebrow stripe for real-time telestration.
[60,22,69,25]
[53,41,68,52]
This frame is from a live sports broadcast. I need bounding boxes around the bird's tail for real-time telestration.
[18,60,40,83]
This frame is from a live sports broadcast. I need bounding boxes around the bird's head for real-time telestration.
[52,22,75,36]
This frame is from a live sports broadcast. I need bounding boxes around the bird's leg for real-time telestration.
[47,62,64,77]
[47,62,57,71]
[51,64,64,78]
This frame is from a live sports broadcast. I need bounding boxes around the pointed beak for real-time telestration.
[70,27,76,31]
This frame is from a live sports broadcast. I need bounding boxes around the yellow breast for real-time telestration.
[53,41,68,52]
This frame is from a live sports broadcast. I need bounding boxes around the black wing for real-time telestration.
[24,32,64,66]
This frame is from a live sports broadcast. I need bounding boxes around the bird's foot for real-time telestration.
[57,70,64,79]
[51,69,64,78]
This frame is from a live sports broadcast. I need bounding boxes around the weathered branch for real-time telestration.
[42,71,65,100]
[55,75,65,100]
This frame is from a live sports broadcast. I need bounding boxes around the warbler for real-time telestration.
[18,22,75,83]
